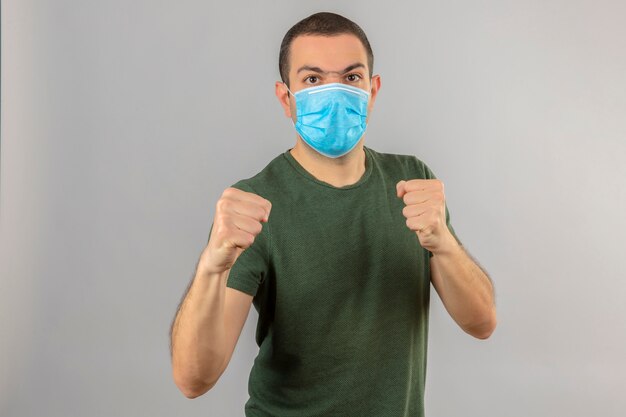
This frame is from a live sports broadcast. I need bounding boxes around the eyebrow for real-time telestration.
[296,62,366,75]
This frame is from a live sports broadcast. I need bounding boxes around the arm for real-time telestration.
[397,179,497,339]
[170,265,253,398]
[430,234,496,339]
[170,187,271,398]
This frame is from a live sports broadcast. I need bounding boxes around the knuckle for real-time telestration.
[265,201,272,214]
[215,218,231,235]
[216,197,230,212]
[211,225,227,244]
[213,213,227,228]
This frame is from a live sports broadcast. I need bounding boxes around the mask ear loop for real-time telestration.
[284,82,294,97]
[283,82,297,126]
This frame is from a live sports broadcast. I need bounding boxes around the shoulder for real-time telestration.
[365,146,433,179]
[230,151,290,196]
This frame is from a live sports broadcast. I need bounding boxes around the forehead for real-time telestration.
[289,34,368,73]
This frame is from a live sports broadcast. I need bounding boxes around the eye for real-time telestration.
[346,73,362,82]
[305,75,319,84]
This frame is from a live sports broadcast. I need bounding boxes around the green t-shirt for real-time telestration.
[221,146,459,417]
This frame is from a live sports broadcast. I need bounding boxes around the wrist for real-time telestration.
[197,262,230,278]
[198,245,233,276]
[431,231,462,258]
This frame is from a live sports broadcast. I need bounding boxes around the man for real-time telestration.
[170,11,496,417]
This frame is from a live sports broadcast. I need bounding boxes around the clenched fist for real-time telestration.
[396,179,454,254]
[199,187,272,274]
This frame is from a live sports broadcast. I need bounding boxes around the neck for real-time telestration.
[289,138,366,188]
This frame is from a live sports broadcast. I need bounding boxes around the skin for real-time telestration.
[171,31,496,400]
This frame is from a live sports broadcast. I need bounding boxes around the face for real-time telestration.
[275,34,381,125]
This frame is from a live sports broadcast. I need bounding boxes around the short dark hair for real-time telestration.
[279,12,374,88]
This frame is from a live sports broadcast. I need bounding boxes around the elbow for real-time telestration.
[472,321,496,340]
[463,307,497,340]
[173,369,217,399]
[171,348,226,399]
[180,382,215,399]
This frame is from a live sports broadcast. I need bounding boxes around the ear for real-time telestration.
[367,75,382,116]
[275,81,294,119]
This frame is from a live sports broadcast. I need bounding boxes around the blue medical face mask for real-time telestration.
[286,82,370,158]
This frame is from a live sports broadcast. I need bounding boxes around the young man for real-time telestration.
[170,12,496,417]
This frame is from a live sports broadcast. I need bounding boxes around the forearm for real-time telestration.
[171,266,230,396]
[430,237,496,339]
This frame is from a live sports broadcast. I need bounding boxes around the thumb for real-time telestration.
[396,180,406,198]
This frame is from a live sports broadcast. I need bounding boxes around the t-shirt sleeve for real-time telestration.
[418,160,462,256]
[208,180,270,297]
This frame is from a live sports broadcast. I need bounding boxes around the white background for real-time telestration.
[2,1,625,416]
